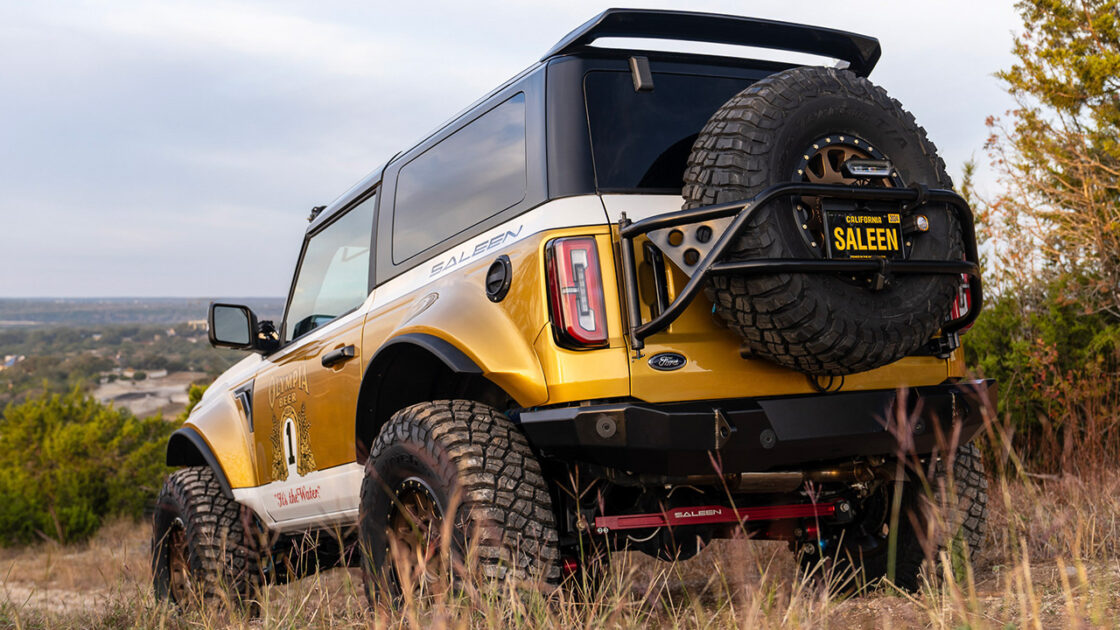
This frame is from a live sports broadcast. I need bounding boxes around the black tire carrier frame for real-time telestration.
[617,182,984,351]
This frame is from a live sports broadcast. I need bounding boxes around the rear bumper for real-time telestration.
[517,379,995,476]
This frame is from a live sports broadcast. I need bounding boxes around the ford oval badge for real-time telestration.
[648,352,686,371]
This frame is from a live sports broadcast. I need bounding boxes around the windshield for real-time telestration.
[583,70,754,193]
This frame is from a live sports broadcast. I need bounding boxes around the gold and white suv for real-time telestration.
[152,8,996,605]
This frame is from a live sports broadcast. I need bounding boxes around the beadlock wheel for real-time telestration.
[358,400,561,605]
[386,477,451,598]
[167,518,191,603]
[792,133,903,256]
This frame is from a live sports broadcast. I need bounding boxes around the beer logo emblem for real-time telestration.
[265,365,316,481]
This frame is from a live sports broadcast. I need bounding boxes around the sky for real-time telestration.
[0,0,1021,298]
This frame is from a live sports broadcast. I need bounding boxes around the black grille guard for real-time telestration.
[617,182,983,351]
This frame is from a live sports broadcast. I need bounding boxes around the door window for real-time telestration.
[284,194,376,342]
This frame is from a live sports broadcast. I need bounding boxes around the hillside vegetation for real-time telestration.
[0,323,243,409]
[0,389,180,545]
[961,0,1120,473]
[1,0,1119,627]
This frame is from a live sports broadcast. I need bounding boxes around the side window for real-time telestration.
[284,193,376,342]
[392,92,526,263]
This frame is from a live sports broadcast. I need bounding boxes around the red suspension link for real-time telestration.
[593,501,836,533]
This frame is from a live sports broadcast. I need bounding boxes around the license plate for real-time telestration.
[825,209,904,259]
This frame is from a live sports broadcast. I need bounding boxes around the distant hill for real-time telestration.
[0,298,285,327]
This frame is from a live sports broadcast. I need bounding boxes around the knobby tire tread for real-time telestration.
[682,67,962,375]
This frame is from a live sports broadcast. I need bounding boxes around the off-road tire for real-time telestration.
[683,66,963,375]
[358,400,561,603]
[152,466,262,607]
[806,442,988,592]
[564,538,612,598]
[934,441,989,569]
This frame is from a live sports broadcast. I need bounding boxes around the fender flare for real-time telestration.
[166,425,235,500]
[355,332,497,462]
[369,332,483,375]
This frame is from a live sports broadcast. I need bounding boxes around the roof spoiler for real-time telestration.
[541,9,881,77]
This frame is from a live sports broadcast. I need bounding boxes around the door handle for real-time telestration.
[321,344,356,368]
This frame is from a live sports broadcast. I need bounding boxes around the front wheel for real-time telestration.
[358,400,561,604]
[151,466,262,608]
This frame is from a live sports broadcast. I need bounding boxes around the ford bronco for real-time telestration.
[152,8,995,605]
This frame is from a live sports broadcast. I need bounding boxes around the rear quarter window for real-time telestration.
[583,71,754,192]
[392,93,527,263]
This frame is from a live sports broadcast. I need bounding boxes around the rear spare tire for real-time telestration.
[682,67,962,375]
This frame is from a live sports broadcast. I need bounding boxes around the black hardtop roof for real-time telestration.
[305,9,882,234]
[542,8,881,77]
[306,156,395,233]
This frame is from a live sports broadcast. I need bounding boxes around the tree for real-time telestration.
[0,388,179,544]
[985,0,1120,316]
[177,383,207,422]
[968,0,1120,472]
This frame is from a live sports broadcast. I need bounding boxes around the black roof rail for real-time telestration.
[541,8,881,77]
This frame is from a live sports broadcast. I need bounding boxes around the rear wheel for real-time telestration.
[804,443,988,592]
[935,441,989,573]
[682,66,962,375]
[358,400,561,604]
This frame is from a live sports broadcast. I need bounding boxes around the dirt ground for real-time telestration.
[91,371,206,418]
[2,516,1117,629]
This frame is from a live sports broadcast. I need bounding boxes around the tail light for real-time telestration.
[951,273,972,332]
[546,237,608,348]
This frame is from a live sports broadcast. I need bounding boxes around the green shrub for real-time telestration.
[0,387,179,545]
[965,275,1120,472]
[178,383,207,423]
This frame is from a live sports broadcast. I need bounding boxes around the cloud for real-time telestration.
[0,0,1020,297]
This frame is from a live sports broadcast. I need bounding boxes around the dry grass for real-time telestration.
[2,468,1120,629]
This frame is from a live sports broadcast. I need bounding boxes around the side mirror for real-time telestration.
[208,302,277,354]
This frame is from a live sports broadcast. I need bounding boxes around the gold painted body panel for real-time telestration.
[251,315,364,484]
[190,216,965,494]
[361,227,631,408]
[184,382,257,489]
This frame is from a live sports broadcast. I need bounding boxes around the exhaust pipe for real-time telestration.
[606,461,885,492]
[730,462,882,492]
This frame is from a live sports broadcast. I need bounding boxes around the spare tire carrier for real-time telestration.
[616,182,983,353]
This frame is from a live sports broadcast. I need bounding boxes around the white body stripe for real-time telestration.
[370,195,608,309]
[233,463,363,533]
[235,195,610,531]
